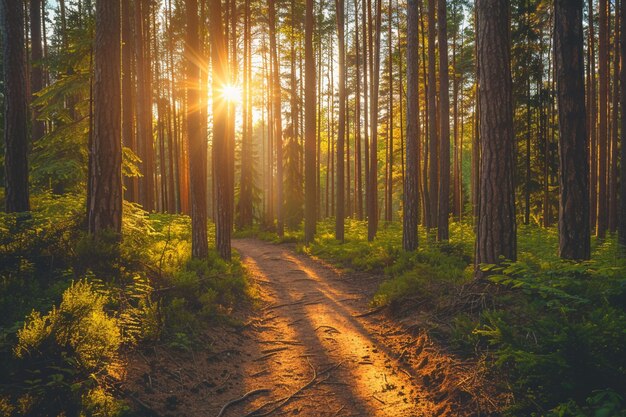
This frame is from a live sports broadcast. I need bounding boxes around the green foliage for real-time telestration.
[0,193,247,414]
[474,235,626,416]
[9,280,122,417]
[161,253,248,348]
[0,192,84,326]
[283,136,304,230]
[306,219,626,416]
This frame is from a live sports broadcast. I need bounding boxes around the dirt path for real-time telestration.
[231,238,432,417]
[126,239,500,416]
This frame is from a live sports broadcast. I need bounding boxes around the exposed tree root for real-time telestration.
[216,388,272,417]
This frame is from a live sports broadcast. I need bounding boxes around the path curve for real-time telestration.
[126,239,499,416]
[230,238,436,417]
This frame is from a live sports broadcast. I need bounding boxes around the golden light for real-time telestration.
[221,84,242,103]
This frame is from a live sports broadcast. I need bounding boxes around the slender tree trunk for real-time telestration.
[385,0,393,223]
[354,0,363,220]
[588,0,598,231]
[121,0,136,203]
[238,0,254,229]
[1,0,30,212]
[475,0,516,275]
[419,0,430,226]
[404,0,420,251]
[609,2,619,232]
[210,0,231,259]
[598,0,609,237]
[367,0,382,241]
[619,0,626,246]
[269,0,284,236]
[452,3,461,220]
[555,0,590,259]
[363,0,370,218]
[30,0,45,146]
[134,0,151,210]
[88,0,121,234]
[336,0,346,241]
[187,0,208,258]
[427,0,439,229]
[437,0,450,240]
[304,0,317,243]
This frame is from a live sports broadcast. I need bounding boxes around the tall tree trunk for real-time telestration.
[134,0,155,211]
[187,0,208,258]
[524,0,532,225]
[437,0,450,240]
[597,0,609,237]
[121,0,136,202]
[1,0,30,212]
[362,0,370,217]
[452,3,461,220]
[304,0,317,243]
[269,0,284,236]
[336,0,346,241]
[588,0,598,231]
[475,0,516,275]
[385,0,393,223]
[88,0,121,234]
[403,0,420,252]
[30,0,45,146]
[210,0,231,259]
[367,0,382,241]
[354,0,363,220]
[238,0,254,229]
[555,0,590,260]
[609,2,619,232]
[427,0,439,229]
[419,0,430,226]
[619,0,626,246]
[472,5,480,221]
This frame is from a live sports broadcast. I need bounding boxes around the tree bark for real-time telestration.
[210,0,231,259]
[437,0,450,241]
[121,0,136,203]
[354,0,363,220]
[3,2,30,209]
[475,0,516,274]
[403,0,420,252]
[597,0,609,237]
[620,0,626,246]
[336,0,345,242]
[554,0,590,260]
[30,0,45,145]
[238,0,254,229]
[1,0,30,212]
[304,0,317,243]
[427,0,439,229]
[269,0,284,236]
[367,0,382,241]
[88,0,121,234]
[609,2,619,233]
[187,0,208,258]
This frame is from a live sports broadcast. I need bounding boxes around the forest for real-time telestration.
[1,0,625,415]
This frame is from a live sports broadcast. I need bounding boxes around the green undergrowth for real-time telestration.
[303,218,626,416]
[234,224,303,243]
[0,192,249,416]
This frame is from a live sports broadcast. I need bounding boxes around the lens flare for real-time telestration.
[221,84,241,103]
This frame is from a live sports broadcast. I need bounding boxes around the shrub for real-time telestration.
[10,280,122,416]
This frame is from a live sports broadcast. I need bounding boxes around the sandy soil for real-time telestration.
[124,238,503,416]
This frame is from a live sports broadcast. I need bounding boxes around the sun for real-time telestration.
[221,84,242,103]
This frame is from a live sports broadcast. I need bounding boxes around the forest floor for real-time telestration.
[124,238,503,417]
